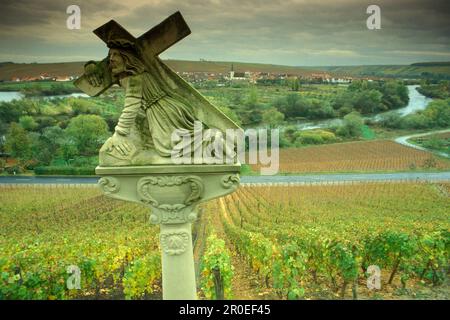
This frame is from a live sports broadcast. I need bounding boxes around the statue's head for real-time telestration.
[107,39,145,77]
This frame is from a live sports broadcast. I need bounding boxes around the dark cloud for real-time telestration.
[0,0,449,65]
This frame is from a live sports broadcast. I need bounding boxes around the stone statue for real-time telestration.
[77,12,241,300]
[75,12,240,166]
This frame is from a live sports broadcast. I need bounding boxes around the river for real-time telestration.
[0,85,431,131]
[294,85,432,131]
[0,91,89,102]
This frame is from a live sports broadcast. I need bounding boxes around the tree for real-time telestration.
[19,115,38,131]
[422,99,450,127]
[337,112,364,138]
[291,78,300,91]
[218,106,241,126]
[262,108,285,128]
[380,112,403,129]
[69,98,99,115]
[241,87,263,125]
[65,115,110,156]
[279,93,309,119]
[353,90,383,114]
[307,99,336,119]
[246,87,259,106]
[231,91,243,107]
[0,118,7,136]
[381,81,409,110]
[29,126,67,165]
[5,122,32,160]
[0,100,23,124]
[42,126,65,151]
[283,125,298,144]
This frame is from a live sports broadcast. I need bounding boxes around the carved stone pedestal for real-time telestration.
[96,164,240,300]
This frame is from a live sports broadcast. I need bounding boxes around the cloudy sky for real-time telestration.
[0,0,449,66]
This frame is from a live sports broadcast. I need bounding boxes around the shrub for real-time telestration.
[295,130,337,146]
[34,166,95,175]
[201,233,234,300]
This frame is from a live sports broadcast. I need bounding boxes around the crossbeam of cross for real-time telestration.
[74,11,191,96]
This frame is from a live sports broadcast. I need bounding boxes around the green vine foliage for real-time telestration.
[0,186,161,299]
[200,233,234,300]
[219,184,450,298]
[122,253,161,300]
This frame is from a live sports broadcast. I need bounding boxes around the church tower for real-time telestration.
[229,63,234,80]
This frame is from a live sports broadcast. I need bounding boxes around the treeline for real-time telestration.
[379,99,450,130]
[20,83,81,97]
[279,112,368,147]
[417,81,450,99]
[336,80,409,114]
[411,62,450,67]
[0,96,122,174]
[225,80,409,126]
[378,80,450,130]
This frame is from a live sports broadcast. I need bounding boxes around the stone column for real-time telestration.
[138,175,203,300]
[96,165,241,300]
[159,222,196,300]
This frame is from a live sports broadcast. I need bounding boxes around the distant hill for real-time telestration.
[0,60,321,81]
[306,62,450,80]
[410,61,450,67]
[0,62,85,81]
[2,60,449,81]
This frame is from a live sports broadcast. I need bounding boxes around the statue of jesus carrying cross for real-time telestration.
[75,12,240,166]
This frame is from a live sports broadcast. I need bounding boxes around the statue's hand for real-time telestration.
[109,132,135,157]
[84,62,103,87]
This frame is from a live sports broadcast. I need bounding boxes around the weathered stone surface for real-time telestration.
[78,12,241,300]
[74,11,241,167]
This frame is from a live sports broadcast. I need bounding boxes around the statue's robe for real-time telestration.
[116,71,200,158]
[107,55,240,163]
[141,56,239,136]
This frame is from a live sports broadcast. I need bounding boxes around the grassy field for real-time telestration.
[250,140,450,174]
[409,132,450,156]
[210,182,450,299]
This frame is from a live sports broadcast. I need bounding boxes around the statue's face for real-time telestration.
[109,49,125,76]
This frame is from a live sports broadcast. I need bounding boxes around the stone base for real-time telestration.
[95,164,240,300]
[95,164,241,224]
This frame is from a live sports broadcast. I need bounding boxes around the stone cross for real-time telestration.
[79,12,242,300]
[75,11,191,96]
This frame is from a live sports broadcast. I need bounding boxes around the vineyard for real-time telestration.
[206,181,450,299]
[0,185,161,299]
[0,182,449,300]
[250,140,450,173]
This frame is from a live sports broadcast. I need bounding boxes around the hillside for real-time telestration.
[0,60,321,81]
[2,60,449,81]
[307,62,450,80]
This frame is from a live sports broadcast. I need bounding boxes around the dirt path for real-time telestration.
[394,129,450,158]
[193,208,207,298]
[207,199,273,300]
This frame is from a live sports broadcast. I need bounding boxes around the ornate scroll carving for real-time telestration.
[138,175,204,224]
[98,176,120,194]
[160,231,190,255]
[221,174,240,189]
[138,175,204,206]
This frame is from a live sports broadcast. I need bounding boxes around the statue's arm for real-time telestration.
[79,57,117,89]
[114,75,143,136]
